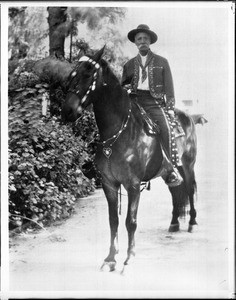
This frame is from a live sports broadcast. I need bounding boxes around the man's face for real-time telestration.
[134,32,151,53]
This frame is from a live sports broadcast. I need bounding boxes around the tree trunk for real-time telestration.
[47,7,68,116]
[47,7,68,58]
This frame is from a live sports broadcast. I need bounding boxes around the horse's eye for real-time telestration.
[82,63,93,79]
[86,64,92,71]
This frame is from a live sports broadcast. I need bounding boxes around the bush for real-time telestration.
[8,64,97,230]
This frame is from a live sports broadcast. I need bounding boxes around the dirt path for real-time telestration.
[9,126,233,298]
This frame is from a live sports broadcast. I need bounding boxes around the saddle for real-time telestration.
[134,101,185,138]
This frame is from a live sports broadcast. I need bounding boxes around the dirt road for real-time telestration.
[8,124,234,298]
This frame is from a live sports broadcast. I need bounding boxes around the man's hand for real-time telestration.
[123,84,132,94]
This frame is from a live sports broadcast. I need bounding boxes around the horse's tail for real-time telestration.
[169,165,196,218]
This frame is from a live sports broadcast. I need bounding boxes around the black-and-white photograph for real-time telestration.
[1,1,235,299]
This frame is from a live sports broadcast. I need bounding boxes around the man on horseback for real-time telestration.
[122,24,183,187]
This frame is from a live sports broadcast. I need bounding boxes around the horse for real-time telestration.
[62,47,198,272]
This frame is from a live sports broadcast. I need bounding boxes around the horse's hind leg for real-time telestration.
[100,180,119,272]
[182,162,198,232]
[168,166,189,232]
[188,193,197,232]
[168,196,180,232]
[168,185,182,232]
[187,175,197,232]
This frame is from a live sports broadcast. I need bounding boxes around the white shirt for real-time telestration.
[137,54,149,90]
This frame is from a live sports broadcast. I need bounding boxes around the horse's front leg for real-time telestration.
[123,183,141,269]
[100,180,120,272]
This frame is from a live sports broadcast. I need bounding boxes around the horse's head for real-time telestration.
[62,46,105,123]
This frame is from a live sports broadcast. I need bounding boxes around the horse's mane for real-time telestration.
[100,59,121,87]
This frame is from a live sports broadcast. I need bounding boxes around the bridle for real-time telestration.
[68,56,100,105]
[68,55,132,158]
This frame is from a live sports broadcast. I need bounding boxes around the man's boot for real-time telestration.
[165,167,183,187]
[160,150,183,187]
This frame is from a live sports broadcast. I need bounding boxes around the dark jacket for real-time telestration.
[121,51,175,110]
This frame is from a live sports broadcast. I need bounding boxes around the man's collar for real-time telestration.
[136,50,154,66]
[137,49,153,59]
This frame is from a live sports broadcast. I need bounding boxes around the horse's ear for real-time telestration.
[93,45,106,62]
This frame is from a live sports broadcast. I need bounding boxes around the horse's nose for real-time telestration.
[61,105,75,123]
[66,107,74,119]
[62,92,82,123]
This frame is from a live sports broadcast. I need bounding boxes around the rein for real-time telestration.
[98,103,132,159]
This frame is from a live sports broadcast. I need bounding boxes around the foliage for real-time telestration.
[9,58,39,90]
[9,65,96,230]
[68,7,128,74]
[7,6,128,231]
[8,7,49,60]
[69,7,126,30]
[8,6,127,64]
[34,56,74,89]
[47,7,70,58]
[9,7,27,19]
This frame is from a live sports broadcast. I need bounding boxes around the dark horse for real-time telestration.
[62,47,198,272]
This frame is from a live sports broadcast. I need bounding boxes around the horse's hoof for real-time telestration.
[168,223,180,232]
[188,223,198,233]
[120,264,126,275]
[100,261,116,272]
[120,262,132,276]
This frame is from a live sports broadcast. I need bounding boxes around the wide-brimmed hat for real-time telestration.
[128,24,158,44]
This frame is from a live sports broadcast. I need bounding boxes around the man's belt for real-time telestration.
[137,89,164,99]
[136,89,151,95]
